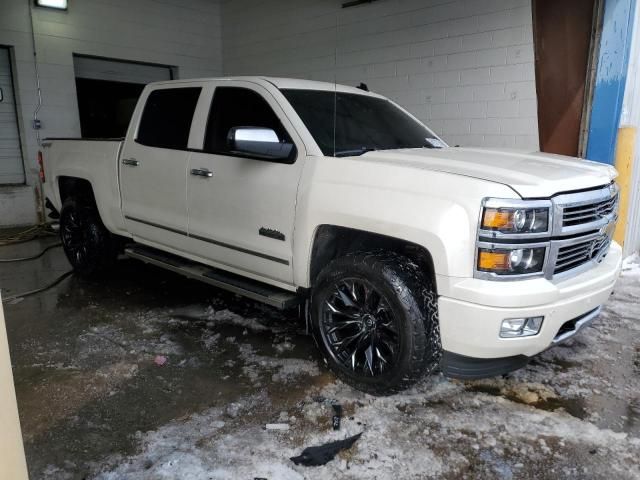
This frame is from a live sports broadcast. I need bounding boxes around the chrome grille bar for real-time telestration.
[546,183,618,277]
[562,194,618,227]
[551,182,619,237]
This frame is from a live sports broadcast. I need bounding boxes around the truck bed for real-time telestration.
[42,137,127,236]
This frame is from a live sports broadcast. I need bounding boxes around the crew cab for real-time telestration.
[41,77,622,394]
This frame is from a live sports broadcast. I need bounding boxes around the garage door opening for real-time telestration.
[73,55,175,138]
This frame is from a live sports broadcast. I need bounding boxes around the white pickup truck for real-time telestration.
[42,77,622,394]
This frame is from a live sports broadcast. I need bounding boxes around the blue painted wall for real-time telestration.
[586,0,636,164]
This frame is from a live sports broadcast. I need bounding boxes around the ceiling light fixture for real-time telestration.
[35,0,68,10]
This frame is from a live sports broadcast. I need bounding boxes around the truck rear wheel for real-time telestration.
[59,197,119,277]
[311,251,441,395]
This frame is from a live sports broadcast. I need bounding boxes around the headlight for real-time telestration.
[476,199,553,280]
[481,207,549,233]
[477,247,546,275]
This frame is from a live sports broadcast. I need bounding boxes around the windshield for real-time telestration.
[281,89,445,157]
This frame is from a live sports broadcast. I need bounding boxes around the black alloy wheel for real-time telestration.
[320,278,400,376]
[59,197,119,277]
[311,251,441,395]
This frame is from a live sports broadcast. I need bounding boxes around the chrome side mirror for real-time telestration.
[227,126,294,162]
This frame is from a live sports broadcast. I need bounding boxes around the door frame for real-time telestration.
[578,0,605,157]
[532,0,602,157]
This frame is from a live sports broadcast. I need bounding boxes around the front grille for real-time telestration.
[554,235,611,274]
[562,193,618,227]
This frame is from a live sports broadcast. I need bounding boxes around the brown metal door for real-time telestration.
[533,0,596,156]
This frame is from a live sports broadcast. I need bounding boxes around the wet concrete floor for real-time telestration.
[1,237,326,478]
[1,236,639,479]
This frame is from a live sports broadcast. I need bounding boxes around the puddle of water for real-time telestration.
[466,384,501,396]
[465,382,640,437]
[532,396,587,419]
[465,384,588,420]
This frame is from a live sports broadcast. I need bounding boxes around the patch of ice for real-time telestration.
[204,306,270,332]
[237,343,320,382]
[200,332,221,351]
[621,253,640,276]
[275,340,295,353]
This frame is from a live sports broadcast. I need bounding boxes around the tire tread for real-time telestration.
[312,250,441,395]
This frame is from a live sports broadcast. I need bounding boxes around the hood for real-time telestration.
[357,147,617,198]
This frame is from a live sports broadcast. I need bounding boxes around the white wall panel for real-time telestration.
[0,0,223,225]
[222,0,539,152]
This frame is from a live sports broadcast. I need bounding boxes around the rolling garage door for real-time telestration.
[73,56,173,84]
[0,47,24,185]
[73,56,174,138]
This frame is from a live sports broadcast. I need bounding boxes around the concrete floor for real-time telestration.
[1,236,639,479]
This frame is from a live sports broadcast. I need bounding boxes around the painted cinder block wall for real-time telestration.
[0,0,541,227]
[222,0,540,151]
[0,0,223,226]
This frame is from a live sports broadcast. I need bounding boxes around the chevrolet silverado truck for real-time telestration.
[41,77,622,394]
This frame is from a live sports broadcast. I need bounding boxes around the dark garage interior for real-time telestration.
[76,78,144,138]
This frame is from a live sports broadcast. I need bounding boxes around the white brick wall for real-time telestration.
[0,0,222,225]
[0,0,540,226]
[222,0,539,151]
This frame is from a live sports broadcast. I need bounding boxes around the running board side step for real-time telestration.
[124,246,301,310]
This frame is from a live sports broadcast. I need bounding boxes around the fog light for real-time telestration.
[500,316,543,338]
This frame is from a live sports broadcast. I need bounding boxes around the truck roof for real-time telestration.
[147,76,381,96]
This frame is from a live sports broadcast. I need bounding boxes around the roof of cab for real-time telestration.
[147,76,381,96]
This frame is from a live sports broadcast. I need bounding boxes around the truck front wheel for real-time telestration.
[311,251,441,395]
[59,197,119,277]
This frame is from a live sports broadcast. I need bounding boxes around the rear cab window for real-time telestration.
[136,87,202,150]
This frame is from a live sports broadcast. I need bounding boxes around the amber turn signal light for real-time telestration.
[482,209,513,229]
[477,250,510,271]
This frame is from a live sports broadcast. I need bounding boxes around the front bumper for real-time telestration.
[437,241,622,366]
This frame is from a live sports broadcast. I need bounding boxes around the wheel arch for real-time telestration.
[58,176,97,206]
[308,225,437,292]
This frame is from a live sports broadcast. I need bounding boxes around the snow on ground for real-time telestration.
[622,253,640,275]
[238,342,320,383]
[88,259,640,480]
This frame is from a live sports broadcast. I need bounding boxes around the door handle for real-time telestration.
[122,158,140,167]
[190,168,213,178]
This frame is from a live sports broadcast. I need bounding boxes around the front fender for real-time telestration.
[292,156,519,287]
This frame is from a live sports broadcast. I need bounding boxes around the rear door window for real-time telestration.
[136,87,201,149]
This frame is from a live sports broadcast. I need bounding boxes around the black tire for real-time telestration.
[59,197,119,277]
[311,251,441,395]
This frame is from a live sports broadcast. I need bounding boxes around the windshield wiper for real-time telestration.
[334,147,377,157]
